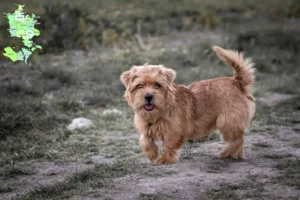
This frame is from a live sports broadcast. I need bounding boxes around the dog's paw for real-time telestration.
[155,157,176,165]
[218,152,229,159]
[218,152,245,160]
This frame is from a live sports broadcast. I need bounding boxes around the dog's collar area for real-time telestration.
[147,122,152,136]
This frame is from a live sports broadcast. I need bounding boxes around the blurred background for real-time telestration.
[0,0,300,199]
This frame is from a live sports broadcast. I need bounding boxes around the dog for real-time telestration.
[120,46,255,164]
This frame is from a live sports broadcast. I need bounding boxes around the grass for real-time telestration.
[182,132,220,159]
[275,159,300,189]
[251,95,300,133]
[137,193,172,200]
[0,96,66,140]
[263,153,294,159]
[266,96,300,126]
[14,159,138,200]
[1,0,297,53]
[200,184,239,200]
[0,64,81,140]
[293,142,300,148]
[202,159,231,173]
[200,175,267,200]
[252,143,272,148]
[0,185,13,193]
[139,164,175,178]
[0,52,137,165]
[0,31,232,166]
[0,165,34,179]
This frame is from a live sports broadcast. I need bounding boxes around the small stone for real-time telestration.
[67,117,93,131]
[42,92,54,104]
[102,108,123,116]
[259,92,295,106]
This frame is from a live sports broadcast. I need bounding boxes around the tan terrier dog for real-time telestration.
[120,46,255,164]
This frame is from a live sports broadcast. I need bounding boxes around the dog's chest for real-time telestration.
[148,124,164,141]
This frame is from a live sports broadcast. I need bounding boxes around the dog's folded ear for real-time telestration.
[120,71,132,88]
[120,66,140,88]
[163,68,176,83]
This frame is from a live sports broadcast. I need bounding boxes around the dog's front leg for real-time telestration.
[156,135,185,164]
[139,134,159,163]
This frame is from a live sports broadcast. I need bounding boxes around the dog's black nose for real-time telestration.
[144,93,153,102]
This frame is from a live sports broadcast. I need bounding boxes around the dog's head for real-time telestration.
[120,64,176,119]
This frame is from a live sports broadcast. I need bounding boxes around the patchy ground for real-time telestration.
[0,0,300,200]
[89,127,300,200]
[2,108,300,200]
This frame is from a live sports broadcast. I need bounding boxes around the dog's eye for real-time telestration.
[154,83,161,88]
[136,84,143,89]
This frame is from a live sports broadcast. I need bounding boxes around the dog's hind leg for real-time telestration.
[219,135,245,159]
[139,134,159,163]
[217,115,246,159]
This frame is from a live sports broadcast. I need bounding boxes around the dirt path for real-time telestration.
[0,162,91,199]
[70,125,300,200]
[3,124,300,200]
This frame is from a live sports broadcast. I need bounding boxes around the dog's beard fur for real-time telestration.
[120,46,256,165]
[129,87,173,121]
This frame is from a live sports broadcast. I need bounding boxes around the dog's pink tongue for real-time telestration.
[145,104,154,110]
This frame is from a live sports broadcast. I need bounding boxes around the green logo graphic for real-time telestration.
[3,3,42,64]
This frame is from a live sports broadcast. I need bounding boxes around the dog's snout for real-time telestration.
[144,93,153,102]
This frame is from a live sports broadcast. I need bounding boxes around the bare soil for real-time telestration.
[71,123,300,200]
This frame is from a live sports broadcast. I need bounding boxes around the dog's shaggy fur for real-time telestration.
[120,46,255,164]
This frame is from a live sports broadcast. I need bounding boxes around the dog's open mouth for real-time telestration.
[144,103,154,111]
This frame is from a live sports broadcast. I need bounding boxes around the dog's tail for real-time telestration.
[212,46,255,101]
